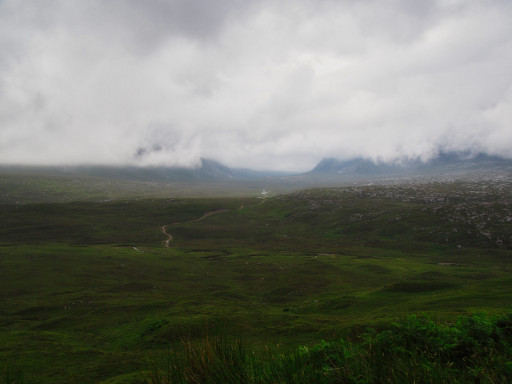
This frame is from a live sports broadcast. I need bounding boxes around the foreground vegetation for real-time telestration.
[4,313,511,384]
[147,312,512,384]
[0,180,511,382]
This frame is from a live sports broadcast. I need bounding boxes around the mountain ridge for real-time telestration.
[309,152,512,176]
[1,151,511,185]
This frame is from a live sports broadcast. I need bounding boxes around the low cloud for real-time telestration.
[1,0,511,171]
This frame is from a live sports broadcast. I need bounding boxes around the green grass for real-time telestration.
[0,362,24,384]
[0,181,511,382]
[143,312,512,384]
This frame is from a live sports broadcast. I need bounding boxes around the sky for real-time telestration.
[1,0,511,172]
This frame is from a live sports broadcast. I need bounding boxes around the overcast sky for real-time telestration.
[1,0,511,171]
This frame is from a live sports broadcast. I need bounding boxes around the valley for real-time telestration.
[0,179,511,382]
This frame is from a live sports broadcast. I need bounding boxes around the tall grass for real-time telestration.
[0,363,23,384]
[146,335,249,384]
[146,312,512,384]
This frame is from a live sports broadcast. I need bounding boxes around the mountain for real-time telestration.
[311,157,408,175]
[308,152,512,180]
[198,159,295,180]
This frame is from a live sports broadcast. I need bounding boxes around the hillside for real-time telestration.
[0,181,511,382]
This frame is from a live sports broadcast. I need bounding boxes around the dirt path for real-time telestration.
[161,209,230,248]
[161,200,266,248]
[188,209,231,223]
[161,225,173,248]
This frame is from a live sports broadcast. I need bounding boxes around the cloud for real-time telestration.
[1,0,511,171]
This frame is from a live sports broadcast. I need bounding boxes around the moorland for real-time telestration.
[0,172,511,383]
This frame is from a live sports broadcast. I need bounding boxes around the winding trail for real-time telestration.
[161,225,173,248]
[161,209,233,248]
[161,201,265,248]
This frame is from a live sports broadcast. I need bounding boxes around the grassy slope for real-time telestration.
[0,181,511,383]
[0,172,279,204]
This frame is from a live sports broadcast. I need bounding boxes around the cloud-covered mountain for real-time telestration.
[308,152,512,178]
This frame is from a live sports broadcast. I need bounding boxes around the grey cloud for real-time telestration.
[1,0,512,171]
[134,124,201,167]
[120,0,246,39]
[62,0,252,53]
